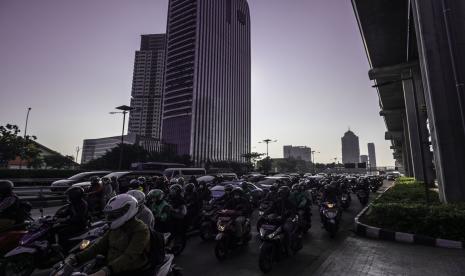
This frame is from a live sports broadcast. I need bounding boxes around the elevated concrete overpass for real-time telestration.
[352,0,465,202]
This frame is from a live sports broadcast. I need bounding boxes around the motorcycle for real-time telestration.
[258,214,302,273]
[50,254,182,276]
[214,209,251,261]
[199,202,220,241]
[356,188,369,206]
[340,192,352,210]
[67,221,108,255]
[320,201,341,238]
[256,201,272,232]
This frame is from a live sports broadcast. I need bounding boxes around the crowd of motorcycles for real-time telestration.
[0,173,384,276]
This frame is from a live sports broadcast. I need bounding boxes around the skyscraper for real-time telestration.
[368,142,377,168]
[162,0,251,164]
[341,130,360,164]
[128,34,166,139]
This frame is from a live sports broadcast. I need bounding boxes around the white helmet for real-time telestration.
[103,194,138,229]
[126,190,145,207]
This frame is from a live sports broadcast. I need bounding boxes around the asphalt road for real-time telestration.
[30,182,388,276]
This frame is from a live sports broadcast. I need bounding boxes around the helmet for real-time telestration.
[90,176,100,186]
[291,184,300,191]
[270,183,279,192]
[184,183,195,194]
[169,184,183,196]
[278,186,290,199]
[147,189,165,203]
[103,194,138,229]
[137,176,146,183]
[240,182,248,190]
[0,180,14,197]
[65,186,84,202]
[232,187,244,198]
[224,184,234,194]
[129,179,141,189]
[101,177,111,185]
[127,190,145,207]
[177,177,185,186]
[198,181,206,189]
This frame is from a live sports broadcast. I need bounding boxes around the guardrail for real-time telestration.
[14,186,66,208]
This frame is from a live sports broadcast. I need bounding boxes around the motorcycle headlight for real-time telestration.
[79,239,91,250]
[259,211,264,216]
[217,222,226,232]
[327,203,335,208]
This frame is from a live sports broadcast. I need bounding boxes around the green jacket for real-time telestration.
[291,191,308,209]
[150,200,171,222]
[76,218,150,274]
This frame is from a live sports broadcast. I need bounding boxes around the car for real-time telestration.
[50,171,111,193]
[209,181,264,206]
[72,171,163,193]
[163,168,206,183]
[256,176,291,189]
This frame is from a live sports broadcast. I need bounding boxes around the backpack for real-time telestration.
[149,229,165,266]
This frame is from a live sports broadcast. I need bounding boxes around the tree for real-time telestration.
[242,152,264,169]
[257,157,273,174]
[0,124,40,167]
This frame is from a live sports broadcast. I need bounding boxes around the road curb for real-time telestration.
[353,185,465,249]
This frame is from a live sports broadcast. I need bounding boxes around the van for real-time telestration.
[163,168,206,180]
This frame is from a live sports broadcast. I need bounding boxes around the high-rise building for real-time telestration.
[360,155,368,164]
[368,142,377,168]
[341,130,360,164]
[283,145,312,162]
[161,0,251,164]
[128,34,166,139]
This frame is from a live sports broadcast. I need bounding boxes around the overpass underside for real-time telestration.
[352,0,465,202]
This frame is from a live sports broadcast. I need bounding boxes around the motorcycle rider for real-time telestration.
[184,183,200,227]
[291,184,311,225]
[215,184,234,206]
[54,186,89,242]
[166,184,187,251]
[127,190,154,231]
[223,187,252,242]
[197,181,212,204]
[264,186,297,255]
[264,183,279,202]
[0,180,27,232]
[68,194,151,276]
[101,177,115,204]
[146,189,171,233]
[137,177,148,193]
[128,179,144,192]
[87,176,105,215]
[321,181,340,204]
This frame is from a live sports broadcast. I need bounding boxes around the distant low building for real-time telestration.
[81,133,172,163]
[283,145,312,162]
[360,155,368,164]
[7,141,78,169]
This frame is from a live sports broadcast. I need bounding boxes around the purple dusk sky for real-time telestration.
[0,0,393,166]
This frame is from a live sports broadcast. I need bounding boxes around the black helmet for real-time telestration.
[137,176,146,183]
[129,179,141,189]
[278,186,290,199]
[169,184,183,196]
[184,183,195,193]
[224,184,234,194]
[240,182,248,190]
[0,180,14,197]
[232,187,244,197]
[101,177,111,184]
[65,186,84,202]
[90,176,100,185]
[270,182,279,192]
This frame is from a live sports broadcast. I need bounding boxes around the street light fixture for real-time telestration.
[311,150,320,173]
[259,139,277,158]
[110,105,135,169]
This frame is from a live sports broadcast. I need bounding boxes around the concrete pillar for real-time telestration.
[412,0,465,202]
[402,117,413,177]
[401,68,434,185]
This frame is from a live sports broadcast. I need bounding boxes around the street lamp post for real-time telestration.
[259,139,277,158]
[19,107,32,169]
[110,105,135,170]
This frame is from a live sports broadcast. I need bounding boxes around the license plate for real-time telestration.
[261,224,275,230]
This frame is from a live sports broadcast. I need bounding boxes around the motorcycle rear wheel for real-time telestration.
[259,242,274,273]
[214,239,228,261]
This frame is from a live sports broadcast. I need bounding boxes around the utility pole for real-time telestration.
[311,150,320,173]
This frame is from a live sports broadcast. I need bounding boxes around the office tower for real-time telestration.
[368,142,377,168]
[162,0,251,164]
[128,34,166,139]
[341,129,360,164]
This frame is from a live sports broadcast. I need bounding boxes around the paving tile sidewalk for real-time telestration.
[313,235,465,276]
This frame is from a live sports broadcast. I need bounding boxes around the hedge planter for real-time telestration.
[354,185,465,249]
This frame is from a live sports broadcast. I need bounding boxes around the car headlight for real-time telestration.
[79,239,91,250]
